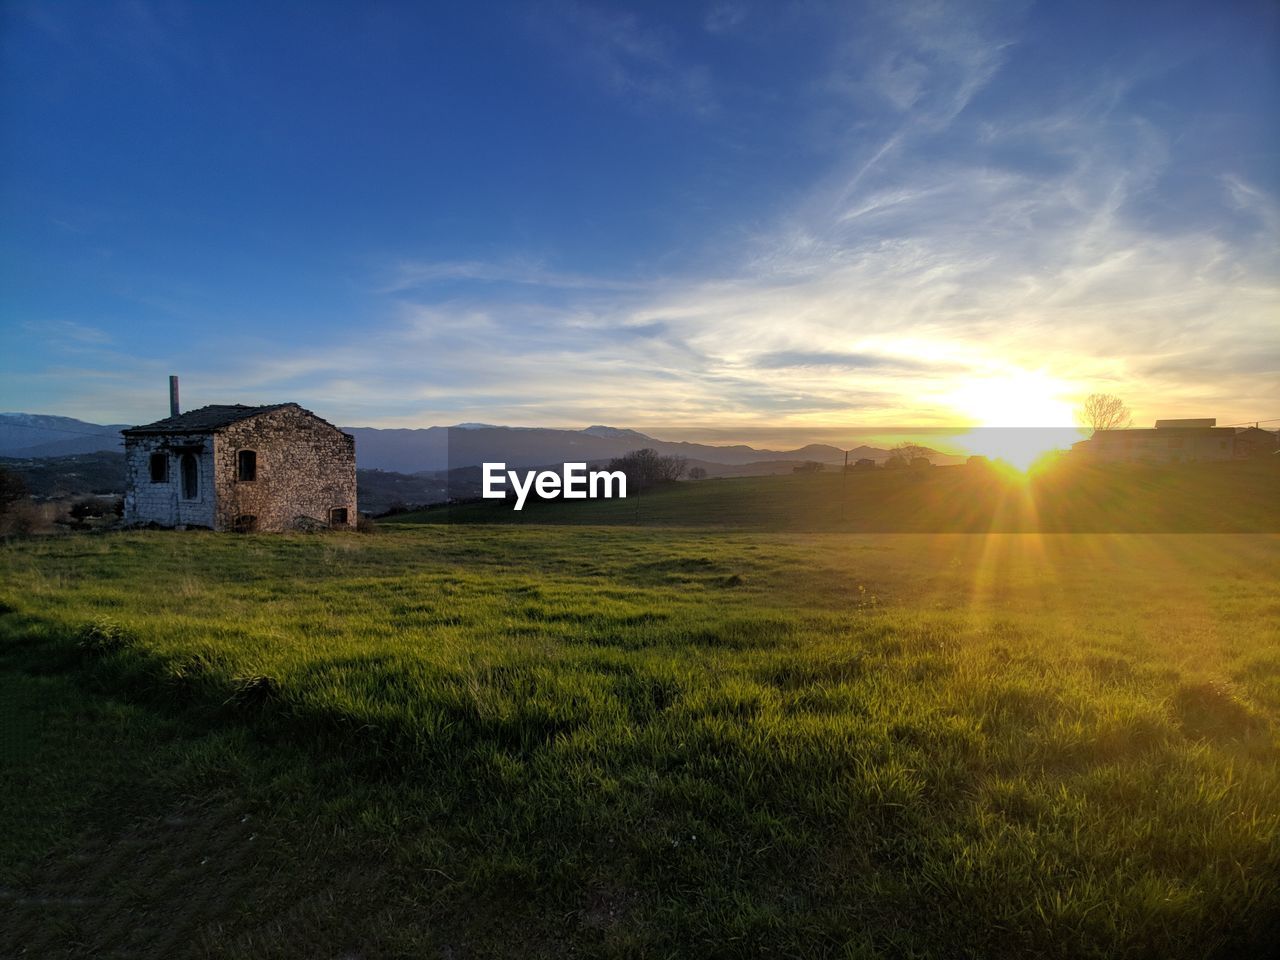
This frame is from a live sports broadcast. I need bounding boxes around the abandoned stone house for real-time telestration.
[122,398,356,532]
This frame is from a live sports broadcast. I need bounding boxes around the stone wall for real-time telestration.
[123,434,217,528]
[213,407,356,532]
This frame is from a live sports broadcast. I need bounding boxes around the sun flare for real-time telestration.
[944,370,1083,471]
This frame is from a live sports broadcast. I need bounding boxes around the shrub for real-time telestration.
[69,498,113,521]
[228,674,281,709]
[0,467,27,510]
[77,618,134,655]
[0,500,54,537]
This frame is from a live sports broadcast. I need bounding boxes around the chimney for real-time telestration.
[169,376,180,418]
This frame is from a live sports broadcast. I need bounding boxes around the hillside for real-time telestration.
[0,452,127,498]
[0,413,127,457]
[355,468,447,515]
[396,457,1280,534]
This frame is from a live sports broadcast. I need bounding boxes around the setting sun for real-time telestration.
[944,370,1082,470]
[946,369,1076,427]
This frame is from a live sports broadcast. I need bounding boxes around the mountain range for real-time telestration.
[0,412,941,473]
[0,413,130,458]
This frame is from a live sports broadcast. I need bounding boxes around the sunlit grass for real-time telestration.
[1,526,1277,957]
[407,456,1278,533]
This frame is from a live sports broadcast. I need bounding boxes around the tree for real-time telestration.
[0,468,27,512]
[885,442,931,469]
[0,467,36,537]
[607,449,688,490]
[662,455,689,482]
[688,466,707,480]
[1078,393,1133,433]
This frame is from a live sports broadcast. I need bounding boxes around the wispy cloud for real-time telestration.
[57,91,1276,434]
[21,320,114,345]
[1221,173,1280,241]
[811,1,1021,215]
[753,351,937,373]
[704,2,748,36]
[340,57,1274,434]
[379,259,648,295]
[536,2,717,115]
[17,0,201,89]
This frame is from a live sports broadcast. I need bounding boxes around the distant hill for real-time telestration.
[1,412,951,474]
[581,425,651,441]
[0,414,127,457]
[355,469,448,515]
[0,451,127,498]
[0,450,445,515]
[339,424,928,473]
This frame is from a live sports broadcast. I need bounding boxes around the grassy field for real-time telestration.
[419,457,1280,532]
[2,517,1278,956]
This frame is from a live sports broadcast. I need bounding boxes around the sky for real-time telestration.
[2,0,1277,444]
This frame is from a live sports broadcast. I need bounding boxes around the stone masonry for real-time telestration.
[123,403,356,532]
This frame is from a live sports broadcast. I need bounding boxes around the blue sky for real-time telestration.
[2,0,1277,443]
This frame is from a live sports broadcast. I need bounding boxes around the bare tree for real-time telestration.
[607,449,688,490]
[661,454,689,482]
[688,466,707,480]
[1078,393,1133,432]
[885,442,931,469]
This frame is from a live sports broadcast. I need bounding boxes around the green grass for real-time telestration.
[405,457,1280,532]
[2,524,1278,958]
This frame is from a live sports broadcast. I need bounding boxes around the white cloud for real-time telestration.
[79,112,1276,433]
[12,6,1277,438]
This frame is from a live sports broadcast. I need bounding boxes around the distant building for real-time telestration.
[1233,426,1280,458]
[1071,417,1236,464]
[852,458,877,470]
[122,379,356,532]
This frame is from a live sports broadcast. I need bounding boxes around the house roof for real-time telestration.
[1092,427,1234,439]
[122,403,297,435]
